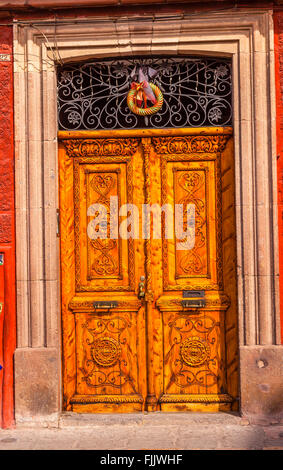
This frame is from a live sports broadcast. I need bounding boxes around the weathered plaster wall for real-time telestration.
[0,24,16,429]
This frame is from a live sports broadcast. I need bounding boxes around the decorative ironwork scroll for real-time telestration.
[57,57,232,130]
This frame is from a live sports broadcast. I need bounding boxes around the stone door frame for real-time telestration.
[13,9,282,423]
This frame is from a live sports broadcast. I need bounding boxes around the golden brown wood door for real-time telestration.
[59,128,238,413]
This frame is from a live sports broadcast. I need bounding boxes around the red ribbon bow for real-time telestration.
[131,80,157,108]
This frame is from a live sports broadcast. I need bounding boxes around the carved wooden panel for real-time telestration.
[152,133,237,411]
[174,168,208,278]
[59,131,238,413]
[60,137,146,412]
[74,158,134,292]
[74,312,141,399]
[158,151,221,291]
[87,170,121,280]
[162,310,226,396]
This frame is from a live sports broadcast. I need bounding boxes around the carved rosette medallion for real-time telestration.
[91,337,121,368]
[180,337,210,367]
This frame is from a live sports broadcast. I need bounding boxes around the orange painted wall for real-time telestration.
[0,25,16,428]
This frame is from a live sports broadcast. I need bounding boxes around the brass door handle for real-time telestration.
[138,276,145,299]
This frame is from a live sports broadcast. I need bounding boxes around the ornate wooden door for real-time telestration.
[59,128,238,413]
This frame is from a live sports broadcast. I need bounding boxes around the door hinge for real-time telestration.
[56,209,60,237]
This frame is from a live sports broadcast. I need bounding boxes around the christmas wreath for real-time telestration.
[127,66,164,116]
[127,82,163,116]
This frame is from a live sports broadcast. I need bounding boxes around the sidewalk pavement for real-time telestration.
[0,412,283,450]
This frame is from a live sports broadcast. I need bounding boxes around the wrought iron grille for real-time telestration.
[57,57,232,130]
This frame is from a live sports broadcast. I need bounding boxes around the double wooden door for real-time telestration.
[59,128,238,413]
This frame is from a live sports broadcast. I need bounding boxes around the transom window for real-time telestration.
[57,56,232,131]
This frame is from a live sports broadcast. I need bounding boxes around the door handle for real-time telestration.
[138,276,145,299]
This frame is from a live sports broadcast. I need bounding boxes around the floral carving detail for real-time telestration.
[152,135,230,154]
[63,138,139,158]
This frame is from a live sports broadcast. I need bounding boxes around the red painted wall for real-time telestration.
[275,12,283,344]
[0,25,16,429]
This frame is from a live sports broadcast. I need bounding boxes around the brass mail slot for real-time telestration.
[93,301,118,309]
[183,290,205,298]
[181,299,206,308]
